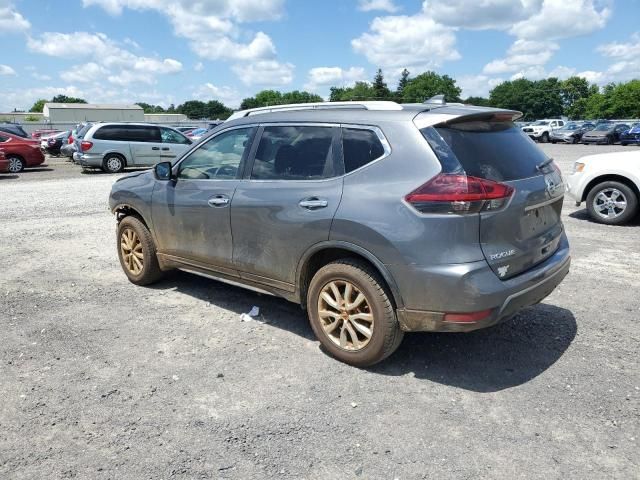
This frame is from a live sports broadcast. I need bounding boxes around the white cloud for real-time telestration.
[582,32,640,85]
[194,62,204,72]
[423,0,542,30]
[597,32,640,58]
[0,64,16,75]
[483,39,559,75]
[82,0,284,61]
[357,0,400,13]
[193,82,242,108]
[510,0,610,40]
[27,31,182,86]
[0,3,30,33]
[232,60,294,87]
[458,74,504,98]
[304,66,367,91]
[352,13,460,71]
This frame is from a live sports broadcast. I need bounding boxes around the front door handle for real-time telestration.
[299,198,328,209]
[152,146,160,150]
[162,147,170,151]
[208,195,230,207]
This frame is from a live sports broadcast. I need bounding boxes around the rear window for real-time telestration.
[421,122,547,182]
[342,128,385,173]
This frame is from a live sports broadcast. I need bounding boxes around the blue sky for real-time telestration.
[0,0,639,111]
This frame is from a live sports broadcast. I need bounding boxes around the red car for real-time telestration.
[0,131,45,172]
[31,128,62,139]
[0,150,9,173]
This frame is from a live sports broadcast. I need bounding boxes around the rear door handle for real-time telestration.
[152,146,160,150]
[162,147,170,151]
[299,198,328,209]
[208,195,230,207]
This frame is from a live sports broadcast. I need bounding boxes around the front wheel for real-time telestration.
[117,216,164,285]
[621,142,628,146]
[7,155,25,173]
[586,181,638,225]
[307,259,403,367]
[540,132,550,143]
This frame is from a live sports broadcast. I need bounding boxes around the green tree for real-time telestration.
[51,95,87,104]
[372,68,392,99]
[463,96,490,106]
[401,71,462,103]
[240,89,323,109]
[136,102,166,113]
[560,76,599,117]
[204,100,232,119]
[30,99,47,112]
[329,82,376,101]
[489,78,563,120]
[177,100,208,119]
[395,69,410,100]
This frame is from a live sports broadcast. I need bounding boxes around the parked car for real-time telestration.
[0,131,45,172]
[31,128,62,140]
[186,127,208,141]
[74,123,192,173]
[0,123,29,138]
[43,130,72,156]
[174,126,199,133]
[581,122,630,145]
[109,100,570,366]
[620,123,640,146]
[0,150,8,173]
[550,122,596,144]
[567,150,640,224]
[521,119,565,143]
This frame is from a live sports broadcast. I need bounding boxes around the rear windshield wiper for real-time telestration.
[537,157,554,172]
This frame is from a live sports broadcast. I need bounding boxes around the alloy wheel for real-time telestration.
[7,157,23,173]
[107,157,123,172]
[120,228,144,275]
[317,280,374,351]
[593,188,627,220]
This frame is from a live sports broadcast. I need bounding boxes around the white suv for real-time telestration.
[522,119,565,143]
[567,150,640,224]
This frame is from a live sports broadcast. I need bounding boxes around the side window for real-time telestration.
[550,121,557,127]
[161,127,190,144]
[93,125,121,141]
[0,134,9,142]
[129,126,161,143]
[178,127,252,180]
[558,121,564,127]
[251,125,336,180]
[342,128,386,173]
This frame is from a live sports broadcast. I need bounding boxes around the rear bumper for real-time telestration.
[75,153,103,167]
[393,233,571,332]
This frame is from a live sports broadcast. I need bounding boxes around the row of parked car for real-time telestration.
[519,119,640,145]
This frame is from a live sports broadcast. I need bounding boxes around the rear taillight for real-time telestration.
[81,141,93,152]
[405,173,514,214]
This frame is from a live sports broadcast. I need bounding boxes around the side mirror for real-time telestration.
[154,161,173,181]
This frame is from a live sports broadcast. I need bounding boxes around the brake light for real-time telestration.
[405,173,514,214]
[81,141,93,152]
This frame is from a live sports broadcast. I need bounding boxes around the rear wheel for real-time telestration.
[307,259,403,367]
[540,132,550,143]
[103,154,125,173]
[606,136,613,145]
[621,142,628,146]
[117,216,164,285]
[586,181,638,225]
[7,155,25,173]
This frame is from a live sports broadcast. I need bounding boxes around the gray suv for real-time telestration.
[109,101,571,366]
[75,122,192,173]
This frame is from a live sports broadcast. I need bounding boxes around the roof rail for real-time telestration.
[227,101,402,121]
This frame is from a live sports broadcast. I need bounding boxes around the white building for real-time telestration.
[43,103,144,122]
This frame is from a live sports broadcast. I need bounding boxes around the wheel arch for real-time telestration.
[112,203,150,230]
[581,174,640,203]
[296,241,404,310]
[103,151,128,167]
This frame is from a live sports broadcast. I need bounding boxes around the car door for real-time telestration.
[231,124,343,291]
[159,127,192,162]
[151,126,256,274]
[128,125,162,166]
[614,124,630,141]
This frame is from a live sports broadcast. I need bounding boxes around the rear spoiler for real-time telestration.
[413,107,522,130]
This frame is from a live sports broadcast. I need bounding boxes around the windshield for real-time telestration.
[594,124,612,131]
[533,120,549,126]
[564,123,580,130]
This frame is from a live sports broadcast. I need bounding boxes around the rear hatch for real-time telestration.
[418,114,564,280]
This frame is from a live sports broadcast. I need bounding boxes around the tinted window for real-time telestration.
[251,126,336,180]
[0,135,9,142]
[93,125,126,141]
[128,125,161,143]
[160,127,190,144]
[342,128,385,173]
[178,127,252,180]
[76,123,93,139]
[422,122,548,182]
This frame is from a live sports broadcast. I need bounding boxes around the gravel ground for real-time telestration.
[1,144,638,479]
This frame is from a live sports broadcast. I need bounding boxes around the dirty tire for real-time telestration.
[586,181,638,225]
[307,259,403,367]
[116,216,164,285]
[103,154,125,173]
